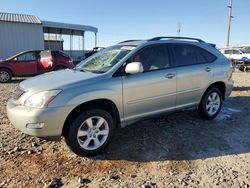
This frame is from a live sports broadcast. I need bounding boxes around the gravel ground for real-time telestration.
[0,72,250,188]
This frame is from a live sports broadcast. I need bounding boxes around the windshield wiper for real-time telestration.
[89,70,106,74]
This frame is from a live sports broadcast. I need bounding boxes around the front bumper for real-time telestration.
[7,99,74,139]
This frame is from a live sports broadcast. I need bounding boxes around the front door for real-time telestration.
[122,44,177,122]
[13,51,38,75]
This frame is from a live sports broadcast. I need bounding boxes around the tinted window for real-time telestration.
[194,47,207,63]
[194,46,217,63]
[52,51,70,58]
[16,52,37,61]
[172,44,216,67]
[129,45,171,72]
[172,44,196,66]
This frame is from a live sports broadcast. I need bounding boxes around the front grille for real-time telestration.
[12,86,25,100]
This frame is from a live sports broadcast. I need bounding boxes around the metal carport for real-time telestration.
[42,20,98,60]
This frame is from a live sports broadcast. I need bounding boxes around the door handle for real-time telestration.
[205,67,211,72]
[165,73,176,79]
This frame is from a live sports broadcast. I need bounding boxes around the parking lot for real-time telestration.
[0,71,250,188]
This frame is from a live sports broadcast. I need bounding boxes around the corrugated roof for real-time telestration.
[0,12,41,24]
[42,20,98,33]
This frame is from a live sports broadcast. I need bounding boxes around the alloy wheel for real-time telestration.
[77,116,109,150]
[206,92,221,116]
[0,71,9,82]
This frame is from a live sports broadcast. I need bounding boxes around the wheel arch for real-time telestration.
[0,67,14,76]
[203,81,226,101]
[62,99,121,136]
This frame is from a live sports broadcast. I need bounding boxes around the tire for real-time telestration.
[198,88,223,120]
[64,109,115,156]
[0,69,12,83]
[238,65,245,72]
[53,65,67,71]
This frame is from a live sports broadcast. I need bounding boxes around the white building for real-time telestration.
[0,12,98,60]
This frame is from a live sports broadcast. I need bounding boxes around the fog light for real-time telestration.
[26,123,44,129]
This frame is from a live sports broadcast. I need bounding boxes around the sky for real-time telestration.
[0,0,249,49]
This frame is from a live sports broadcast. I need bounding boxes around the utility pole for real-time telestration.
[177,22,181,37]
[227,0,233,46]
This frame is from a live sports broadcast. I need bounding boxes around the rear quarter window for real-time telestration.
[194,46,217,63]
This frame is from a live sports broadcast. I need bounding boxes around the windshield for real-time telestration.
[241,50,250,54]
[76,45,135,73]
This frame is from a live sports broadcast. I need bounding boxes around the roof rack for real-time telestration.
[118,40,141,44]
[148,36,205,43]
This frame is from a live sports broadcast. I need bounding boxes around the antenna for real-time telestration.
[177,22,181,37]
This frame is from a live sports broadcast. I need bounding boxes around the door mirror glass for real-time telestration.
[125,62,144,74]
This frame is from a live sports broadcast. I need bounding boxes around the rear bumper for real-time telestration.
[225,79,234,99]
[7,99,73,139]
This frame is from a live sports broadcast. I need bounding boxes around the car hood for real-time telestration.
[20,69,101,92]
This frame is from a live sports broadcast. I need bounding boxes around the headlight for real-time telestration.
[24,90,62,108]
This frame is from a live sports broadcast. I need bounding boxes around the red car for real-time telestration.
[0,50,74,83]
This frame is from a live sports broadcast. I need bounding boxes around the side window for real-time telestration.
[16,52,37,61]
[16,54,27,61]
[128,45,171,72]
[233,50,240,54]
[224,50,232,54]
[193,46,217,63]
[172,44,196,67]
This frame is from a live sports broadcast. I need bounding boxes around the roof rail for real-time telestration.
[148,36,205,43]
[118,40,141,44]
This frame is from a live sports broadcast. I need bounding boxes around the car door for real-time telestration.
[13,52,38,75]
[122,44,177,122]
[171,43,216,108]
[232,50,242,60]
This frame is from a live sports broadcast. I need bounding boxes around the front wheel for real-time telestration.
[0,69,12,83]
[64,109,115,156]
[198,88,223,120]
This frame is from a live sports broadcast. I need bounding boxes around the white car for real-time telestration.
[220,48,250,61]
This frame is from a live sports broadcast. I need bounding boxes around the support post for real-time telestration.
[227,0,233,46]
[95,32,97,47]
[82,31,85,59]
[70,30,73,57]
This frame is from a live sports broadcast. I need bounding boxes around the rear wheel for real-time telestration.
[0,69,12,83]
[198,88,222,120]
[64,109,115,156]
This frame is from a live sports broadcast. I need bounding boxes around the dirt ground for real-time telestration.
[0,72,250,188]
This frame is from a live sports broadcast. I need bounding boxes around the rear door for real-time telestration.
[122,44,177,121]
[12,52,38,75]
[171,43,216,108]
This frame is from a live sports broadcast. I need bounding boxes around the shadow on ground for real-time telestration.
[91,96,250,162]
[5,78,25,83]
[233,86,250,91]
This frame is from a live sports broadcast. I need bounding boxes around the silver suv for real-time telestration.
[7,37,234,156]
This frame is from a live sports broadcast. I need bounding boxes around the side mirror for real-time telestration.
[13,57,17,61]
[125,62,144,74]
